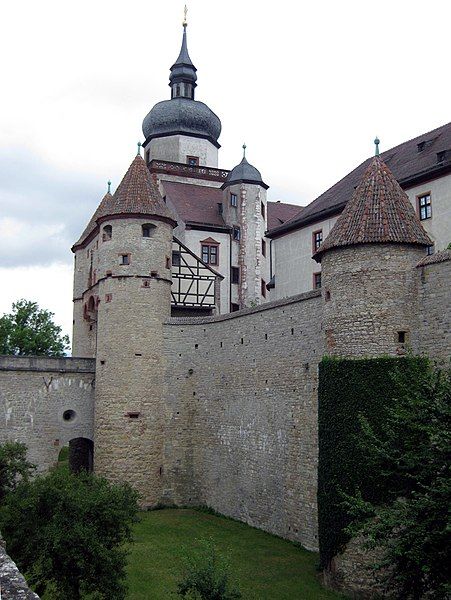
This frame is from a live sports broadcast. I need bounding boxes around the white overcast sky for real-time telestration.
[1,0,450,345]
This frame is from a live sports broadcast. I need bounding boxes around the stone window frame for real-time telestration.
[417,191,432,221]
[232,226,241,241]
[187,155,199,166]
[312,229,323,253]
[201,242,219,266]
[119,253,131,266]
[231,266,240,284]
[142,223,156,238]
[313,271,322,289]
[230,193,238,207]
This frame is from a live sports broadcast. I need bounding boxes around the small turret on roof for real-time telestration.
[314,154,432,262]
[73,154,177,250]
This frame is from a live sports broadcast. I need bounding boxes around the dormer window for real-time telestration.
[102,225,112,241]
[142,224,156,238]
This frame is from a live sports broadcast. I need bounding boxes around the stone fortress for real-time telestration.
[0,17,450,568]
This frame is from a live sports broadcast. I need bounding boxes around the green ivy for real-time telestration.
[317,355,428,567]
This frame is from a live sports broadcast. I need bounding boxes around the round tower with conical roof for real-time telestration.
[222,147,270,308]
[142,21,221,168]
[315,150,432,357]
[72,153,177,505]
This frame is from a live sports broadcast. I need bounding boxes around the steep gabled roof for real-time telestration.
[314,155,432,261]
[73,155,177,249]
[268,122,451,238]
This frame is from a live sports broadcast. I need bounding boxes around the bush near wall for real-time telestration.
[317,355,427,567]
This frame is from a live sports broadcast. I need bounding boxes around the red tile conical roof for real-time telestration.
[73,155,177,250]
[314,156,432,261]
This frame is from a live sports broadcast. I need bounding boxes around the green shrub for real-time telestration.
[177,537,242,599]
[317,355,428,567]
[0,441,35,502]
[0,468,139,599]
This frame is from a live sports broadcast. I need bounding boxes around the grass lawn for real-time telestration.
[126,508,343,599]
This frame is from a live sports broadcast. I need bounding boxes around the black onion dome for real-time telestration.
[142,98,222,148]
[223,156,268,189]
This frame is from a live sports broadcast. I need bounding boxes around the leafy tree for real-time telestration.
[0,468,139,599]
[0,442,35,502]
[344,361,451,599]
[0,299,70,356]
[177,537,242,599]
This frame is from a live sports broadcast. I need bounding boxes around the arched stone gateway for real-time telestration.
[69,437,94,473]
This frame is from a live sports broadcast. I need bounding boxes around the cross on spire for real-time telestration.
[137,141,142,156]
[107,180,111,194]
[183,4,188,28]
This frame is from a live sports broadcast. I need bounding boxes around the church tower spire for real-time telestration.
[169,11,197,100]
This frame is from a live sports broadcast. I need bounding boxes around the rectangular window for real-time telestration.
[187,156,199,166]
[261,201,266,219]
[232,226,241,241]
[426,244,435,256]
[312,230,323,252]
[218,203,223,215]
[261,239,266,257]
[261,278,267,298]
[313,272,322,289]
[231,266,240,284]
[230,193,238,207]
[231,303,240,312]
[120,254,130,265]
[418,193,432,220]
[201,244,219,265]
[172,251,181,266]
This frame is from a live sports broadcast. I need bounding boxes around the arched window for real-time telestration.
[102,225,112,241]
[142,223,156,238]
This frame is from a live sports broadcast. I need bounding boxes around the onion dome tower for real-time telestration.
[315,139,432,357]
[142,16,221,167]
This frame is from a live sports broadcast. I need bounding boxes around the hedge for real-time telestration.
[317,355,427,567]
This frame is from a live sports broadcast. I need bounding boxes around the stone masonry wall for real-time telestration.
[414,255,451,362]
[162,290,323,551]
[0,356,95,472]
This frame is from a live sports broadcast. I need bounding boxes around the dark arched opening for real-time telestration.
[68,438,94,473]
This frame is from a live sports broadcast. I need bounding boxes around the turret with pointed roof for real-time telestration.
[73,154,176,251]
[314,155,432,262]
[318,149,433,358]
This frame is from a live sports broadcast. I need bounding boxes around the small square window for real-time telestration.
[313,230,323,252]
[232,226,241,241]
[231,303,240,312]
[230,193,238,207]
[105,293,112,303]
[231,266,240,284]
[120,254,130,265]
[418,193,432,220]
[187,156,199,166]
[313,272,322,289]
[262,239,266,257]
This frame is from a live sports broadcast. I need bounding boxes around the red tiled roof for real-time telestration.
[161,180,226,227]
[74,155,176,248]
[267,201,303,230]
[416,248,451,267]
[314,156,432,261]
[268,122,451,238]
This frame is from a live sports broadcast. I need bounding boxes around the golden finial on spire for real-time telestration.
[183,4,188,27]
